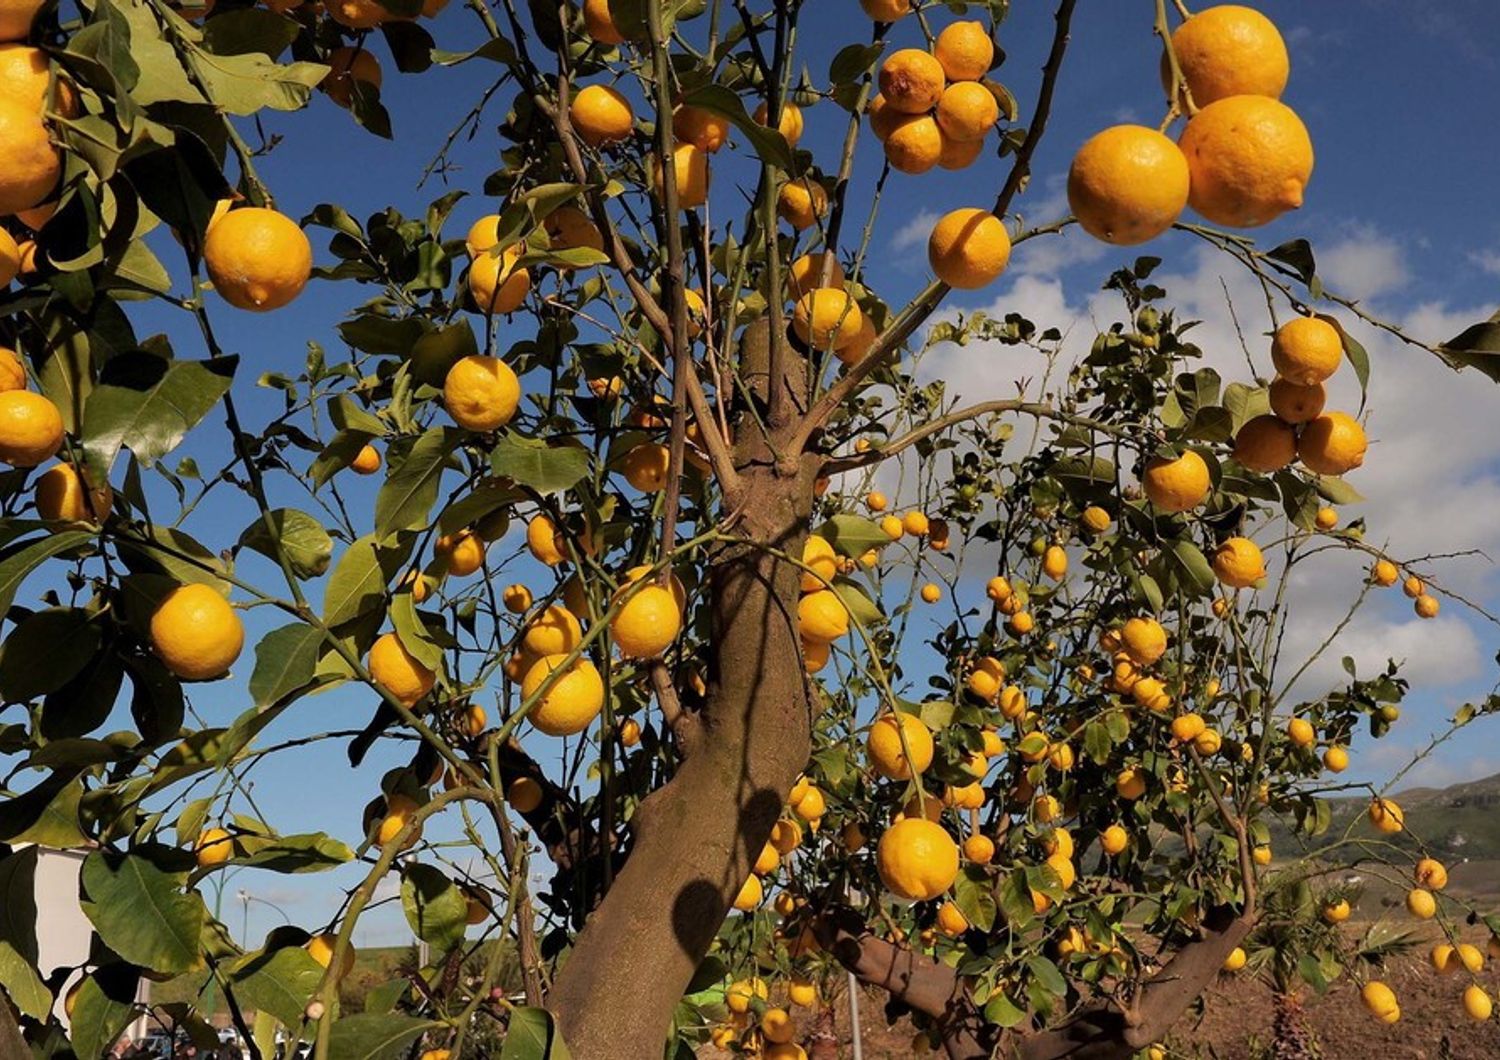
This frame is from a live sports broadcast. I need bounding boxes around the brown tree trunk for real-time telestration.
[546,325,818,1059]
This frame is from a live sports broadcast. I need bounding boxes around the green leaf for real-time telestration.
[1440,317,1500,383]
[235,833,356,874]
[832,579,882,630]
[0,940,50,1019]
[431,33,518,66]
[323,535,392,627]
[375,427,459,539]
[399,862,467,953]
[0,848,39,961]
[1311,475,1364,505]
[0,531,94,616]
[249,622,326,707]
[954,865,996,932]
[338,315,426,358]
[490,433,590,494]
[238,508,334,579]
[201,8,301,57]
[499,1007,572,1060]
[983,990,1026,1028]
[228,947,327,1027]
[0,775,88,848]
[1266,238,1317,287]
[1026,955,1068,998]
[82,352,236,471]
[69,973,136,1060]
[81,851,206,974]
[0,607,103,701]
[818,515,887,559]
[679,84,794,170]
[327,1014,441,1060]
[186,49,328,116]
[828,41,885,84]
[1167,540,1216,595]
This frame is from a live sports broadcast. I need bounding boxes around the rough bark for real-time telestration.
[546,323,818,1059]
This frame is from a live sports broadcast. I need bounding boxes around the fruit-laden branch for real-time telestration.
[816,903,1255,1060]
[785,0,1081,457]
[1010,906,1256,1060]
[812,904,997,1059]
[821,399,1139,475]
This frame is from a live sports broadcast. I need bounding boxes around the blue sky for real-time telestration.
[61,0,1500,946]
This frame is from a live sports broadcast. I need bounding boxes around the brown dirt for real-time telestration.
[700,928,1500,1058]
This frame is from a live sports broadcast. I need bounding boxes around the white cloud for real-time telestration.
[1313,227,1410,299]
[1468,249,1500,277]
[889,209,940,253]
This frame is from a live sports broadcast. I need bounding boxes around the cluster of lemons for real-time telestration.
[712,972,819,1060]
[1066,4,1312,244]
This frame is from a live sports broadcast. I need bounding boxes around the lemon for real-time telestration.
[610,584,681,658]
[203,207,312,312]
[1232,414,1296,472]
[877,818,959,901]
[1179,95,1313,228]
[151,584,244,681]
[1067,125,1190,245]
[927,208,1011,289]
[522,604,583,656]
[0,389,61,467]
[368,631,436,706]
[1212,536,1265,588]
[522,654,605,736]
[1142,449,1210,512]
[1297,411,1366,475]
[35,462,111,524]
[195,827,234,868]
[1167,5,1288,107]
[866,712,934,780]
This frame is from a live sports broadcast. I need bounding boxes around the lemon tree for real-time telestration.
[0,2,1498,1060]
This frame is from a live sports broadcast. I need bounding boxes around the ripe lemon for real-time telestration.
[321,46,380,109]
[1367,797,1403,834]
[1414,593,1439,618]
[1271,316,1342,385]
[902,510,930,536]
[936,901,968,936]
[522,604,582,656]
[581,0,624,44]
[1212,536,1265,588]
[1122,616,1167,665]
[0,97,58,216]
[1267,377,1325,424]
[1100,824,1129,855]
[195,827,234,868]
[883,113,942,174]
[934,21,993,82]
[936,129,984,170]
[963,833,995,863]
[859,0,909,20]
[1166,5,1288,108]
[731,874,762,911]
[726,977,768,1014]
[203,207,312,312]
[777,177,827,230]
[1171,713,1206,743]
[671,104,728,152]
[651,142,709,209]
[1081,505,1111,533]
[464,214,503,256]
[1222,946,1247,972]
[1463,985,1493,1022]
[1402,575,1424,598]
[1142,449,1210,512]
[787,976,817,1007]
[621,442,670,492]
[1286,717,1314,747]
[1297,411,1366,475]
[350,443,381,474]
[919,582,940,603]
[543,205,604,261]
[611,584,681,658]
[1323,745,1348,773]
[570,84,633,145]
[1179,95,1313,228]
[966,657,1005,700]
[798,589,848,643]
[0,234,19,288]
[934,81,997,143]
[436,529,485,576]
[761,1007,795,1043]
[786,251,844,300]
[469,244,530,313]
[867,712,934,780]
[1322,899,1350,923]
[1405,887,1436,919]
[507,776,543,812]
[800,534,838,592]
[1414,857,1448,890]
[522,654,604,736]
[878,49,944,114]
[526,513,567,566]
[793,785,825,821]
[151,584,244,681]
[1067,125,1190,245]
[1132,676,1170,711]
[443,354,520,431]
[619,564,687,614]
[877,817,959,901]
[1360,981,1399,1023]
[753,100,804,145]
[1314,506,1338,531]
[1116,767,1147,800]
[374,793,420,848]
[792,288,864,351]
[1041,544,1067,580]
[306,933,356,978]
[1232,414,1296,472]
[1456,942,1484,972]
[927,208,1011,289]
[35,462,111,523]
[368,631,435,705]
[0,45,77,115]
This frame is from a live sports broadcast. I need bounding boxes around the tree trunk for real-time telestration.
[547,324,818,1059]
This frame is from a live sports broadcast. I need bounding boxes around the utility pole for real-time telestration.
[847,972,863,1060]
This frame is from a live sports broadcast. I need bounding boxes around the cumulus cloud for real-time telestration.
[889,209,941,254]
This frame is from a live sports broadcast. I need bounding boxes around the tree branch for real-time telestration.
[784,0,1080,457]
